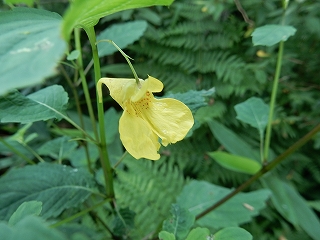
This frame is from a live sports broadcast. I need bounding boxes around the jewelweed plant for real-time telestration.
[0,0,320,239]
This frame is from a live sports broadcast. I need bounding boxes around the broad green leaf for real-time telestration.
[67,50,80,60]
[69,142,99,168]
[208,119,260,161]
[177,180,271,228]
[261,173,320,239]
[0,8,66,95]
[0,215,67,240]
[62,0,174,40]
[214,227,252,240]
[159,231,176,240]
[234,97,269,138]
[0,85,68,124]
[112,207,136,237]
[37,136,78,160]
[8,201,42,225]
[97,20,148,57]
[163,204,195,240]
[4,0,34,6]
[0,163,95,221]
[308,201,320,212]
[185,227,210,240]
[251,24,296,46]
[208,151,261,175]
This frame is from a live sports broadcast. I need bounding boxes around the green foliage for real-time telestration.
[177,180,271,228]
[114,155,186,238]
[0,8,66,95]
[207,151,261,175]
[0,85,69,123]
[97,20,148,57]
[162,204,195,240]
[214,227,252,240]
[0,163,95,221]
[8,201,42,226]
[252,25,297,46]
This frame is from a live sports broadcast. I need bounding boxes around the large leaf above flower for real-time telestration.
[62,0,174,40]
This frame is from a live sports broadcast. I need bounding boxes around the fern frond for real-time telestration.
[114,156,186,238]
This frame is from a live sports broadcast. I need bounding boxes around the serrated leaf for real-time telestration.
[261,173,320,239]
[159,231,176,240]
[8,201,42,226]
[177,180,271,228]
[208,151,261,175]
[37,136,78,160]
[0,8,66,95]
[251,24,296,46]
[234,97,269,138]
[214,227,252,240]
[0,85,68,124]
[0,163,95,221]
[62,0,174,40]
[165,88,215,113]
[185,227,210,240]
[0,215,67,240]
[163,204,195,240]
[97,20,148,57]
[208,119,260,161]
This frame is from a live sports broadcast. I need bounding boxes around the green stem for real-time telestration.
[74,28,99,141]
[97,40,141,86]
[22,143,44,163]
[263,40,284,163]
[50,198,110,228]
[196,122,320,220]
[60,64,93,172]
[85,27,115,199]
[0,138,35,165]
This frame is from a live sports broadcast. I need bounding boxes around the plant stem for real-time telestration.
[60,64,93,173]
[85,26,115,199]
[74,28,99,141]
[50,198,110,228]
[0,138,35,165]
[196,122,320,220]
[263,40,284,163]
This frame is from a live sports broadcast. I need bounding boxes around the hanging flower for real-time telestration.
[97,76,194,160]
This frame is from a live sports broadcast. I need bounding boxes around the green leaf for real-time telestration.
[97,20,148,57]
[214,227,252,240]
[234,97,269,138]
[67,50,80,61]
[37,136,78,160]
[0,215,67,240]
[0,163,95,221]
[207,151,261,175]
[0,85,69,124]
[185,227,210,240]
[177,180,271,228]
[165,88,215,113]
[69,142,99,168]
[4,0,34,6]
[0,8,66,95]
[251,24,296,46]
[62,0,174,40]
[159,231,176,240]
[162,204,195,240]
[208,119,260,161]
[112,207,136,237]
[8,201,42,225]
[261,173,320,239]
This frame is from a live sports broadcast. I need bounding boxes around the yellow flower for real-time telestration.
[97,76,194,160]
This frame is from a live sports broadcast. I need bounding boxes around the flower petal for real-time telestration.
[119,108,161,160]
[139,98,194,146]
[131,76,163,102]
[98,78,140,108]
